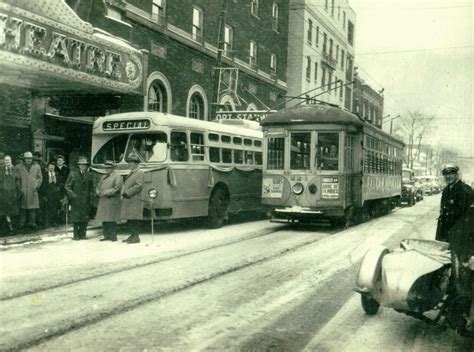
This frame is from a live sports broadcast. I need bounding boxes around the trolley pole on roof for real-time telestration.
[210,0,229,121]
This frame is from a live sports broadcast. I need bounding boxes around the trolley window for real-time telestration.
[316,132,339,171]
[170,131,188,162]
[125,133,168,163]
[93,134,128,164]
[290,132,311,170]
[267,137,285,170]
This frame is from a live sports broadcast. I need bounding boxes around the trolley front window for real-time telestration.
[125,133,168,162]
[290,132,311,170]
[267,137,285,170]
[93,134,128,164]
[316,132,339,171]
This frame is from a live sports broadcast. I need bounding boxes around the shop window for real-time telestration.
[316,132,339,171]
[148,80,168,112]
[190,132,205,161]
[170,131,188,162]
[290,132,311,170]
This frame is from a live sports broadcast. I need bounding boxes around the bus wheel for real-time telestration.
[207,187,229,229]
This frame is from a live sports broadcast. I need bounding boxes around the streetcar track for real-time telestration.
[0,225,294,301]
[4,227,343,352]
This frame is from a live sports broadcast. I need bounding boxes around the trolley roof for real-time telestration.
[261,104,404,146]
[93,112,263,139]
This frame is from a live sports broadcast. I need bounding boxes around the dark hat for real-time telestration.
[126,153,140,163]
[56,154,65,160]
[442,164,459,175]
[77,156,89,165]
[104,160,115,168]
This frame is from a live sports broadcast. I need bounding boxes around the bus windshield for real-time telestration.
[93,134,128,164]
[125,132,168,162]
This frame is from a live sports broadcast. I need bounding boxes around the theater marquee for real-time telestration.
[0,0,144,95]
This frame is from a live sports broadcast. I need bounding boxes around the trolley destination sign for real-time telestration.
[215,110,273,122]
[102,119,151,131]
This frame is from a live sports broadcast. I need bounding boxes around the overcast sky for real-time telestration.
[349,0,473,158]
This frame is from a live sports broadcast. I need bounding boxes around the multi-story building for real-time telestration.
[287,0,356,109]
[0,0,289,163]
[352,73,384,128]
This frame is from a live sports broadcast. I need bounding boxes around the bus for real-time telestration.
[260,104,405,225]
[91,112,264,228]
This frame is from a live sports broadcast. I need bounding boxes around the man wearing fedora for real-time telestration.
[121,154,144,244]
[65,156,94,240]
[15,151,43,231]
[95,160,123,242]
[436,164,473,242]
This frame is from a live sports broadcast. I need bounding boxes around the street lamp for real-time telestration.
[148,188,158,243]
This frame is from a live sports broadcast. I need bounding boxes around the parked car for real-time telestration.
[414,175,440,195]
[401,168,418,206]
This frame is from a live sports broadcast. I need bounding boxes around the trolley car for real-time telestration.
[260,104,405,225]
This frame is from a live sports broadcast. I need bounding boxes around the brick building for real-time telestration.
[287,0,356,109]
[352,73,384,128]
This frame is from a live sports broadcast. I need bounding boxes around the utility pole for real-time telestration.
[209,0,229,121]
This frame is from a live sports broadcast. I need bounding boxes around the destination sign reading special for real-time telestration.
[103,120,151,131]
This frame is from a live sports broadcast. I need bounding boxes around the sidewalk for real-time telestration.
[0,219,103,247]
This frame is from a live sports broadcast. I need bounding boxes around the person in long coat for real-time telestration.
[65,156,94,240]
[121,154,144,244]
[39,161,62,228]
[55,155,69,224]
[435,164,473,242]
[16,151,43,230]
[0,155,20,235]
[96,160,123,242]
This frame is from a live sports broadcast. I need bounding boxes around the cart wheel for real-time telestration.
[361,294,380,315]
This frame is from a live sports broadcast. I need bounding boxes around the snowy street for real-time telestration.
[1,195,472,351]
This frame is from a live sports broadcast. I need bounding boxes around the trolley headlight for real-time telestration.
[292,182,304,195]
[308,183,317,194]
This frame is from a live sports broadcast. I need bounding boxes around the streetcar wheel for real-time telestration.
[361,294,380,315]
[207,188,229,229]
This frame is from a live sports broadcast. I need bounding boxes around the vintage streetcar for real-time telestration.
[260,104,405,225]
[91,112,264,228]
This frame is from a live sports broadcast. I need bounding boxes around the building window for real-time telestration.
[336,45,339,63]
[316,26,320,47]
[323,33,327,53]
[106,5,122,21]
[306,56,311,81]
[331,0,335,17]
[343,11,346,29]
[148,80,168,112]
[339,79,344,97]
[270,53,277,74]
[329,38,333,58]
[152,0,165,24]
[189,93,205,120]
[338,5,340,19]
[328,71,333,91]
[272,2,279,31]
[249,40,257,68]
[251,0,259,17]
[224,25,233,57]
[192,6,203,42]
[307,19,313,45]
[347,20,354,45]
[314,62,318,82]
[321,67,326,89]
[341,49,345,70]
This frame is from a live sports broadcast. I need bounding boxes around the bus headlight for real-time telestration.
[292,183,304,195]
[308,183,317,194]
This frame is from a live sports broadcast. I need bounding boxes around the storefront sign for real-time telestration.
[215,110,272,122]
[0,2,143,94]
[103,120,150,131]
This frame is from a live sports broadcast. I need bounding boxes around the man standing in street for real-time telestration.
[40,161,62,228]
[65,156,94,240]
[121,154,144,244]
[16,151,43,231]
[55,155,69,225]
[436,164,472,242]
[0,155,20,235]
[96,160,123,242]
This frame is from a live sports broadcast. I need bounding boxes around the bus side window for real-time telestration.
[171,131,188,162]
[222,148,232,163]
[255,152,262,165]
[209,147,220,163]
[245,151,254,165]
[190,132,205,162]
[234,150,243,164]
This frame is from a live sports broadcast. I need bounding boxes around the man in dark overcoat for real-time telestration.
[65,156,94,240]
[55,155,69,225]
[121,154,144,244]
[39,161,62,228]
[96,160,123,242]
[0,155,20,235]
[16,151,43,230]
[435,164,473,242]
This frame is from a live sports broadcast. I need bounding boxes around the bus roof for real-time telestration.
[261,104,404,147]
[93,112,263,139]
